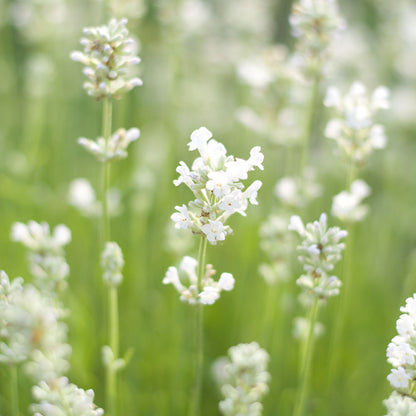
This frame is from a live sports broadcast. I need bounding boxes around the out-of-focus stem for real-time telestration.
[293,298,319,416]
[299,72,320,177]
[189,236,208,416]
[102,97,112,244]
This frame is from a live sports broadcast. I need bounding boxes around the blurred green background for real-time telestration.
[1,0,416,414]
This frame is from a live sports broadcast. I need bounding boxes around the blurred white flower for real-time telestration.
[331,179,371,223]
[324,82,389,164]
[214,342,270,416]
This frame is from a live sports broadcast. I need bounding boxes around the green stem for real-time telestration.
[10,365,19,416]
[102,97,112,244]
[293,298,319,416]
[107,286,119,416]
[299,73,320,178]
[189,236,208,416]
[102,97,117,416]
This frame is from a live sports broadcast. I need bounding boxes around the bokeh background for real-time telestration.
[1,0,416,414]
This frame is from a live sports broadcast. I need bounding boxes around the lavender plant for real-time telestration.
[289,213,347,416]
[71,17,142,416]
[164,126,263,415]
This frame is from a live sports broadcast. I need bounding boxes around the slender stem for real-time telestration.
[293,298,319,416]
[189,236,208,416]
[102,97,117,416]
[102,97,112,244]
[107,286,119,416]
[299,72,320,178]
[10,365,19,416]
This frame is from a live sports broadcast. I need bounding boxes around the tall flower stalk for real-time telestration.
[324,81,389,387]
[71,17,142,416]
[289,213,347,416]
[164,127,263,415]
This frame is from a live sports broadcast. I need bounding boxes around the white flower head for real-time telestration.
[325,82,389,165]
[71,18,142,100]
[214,342,270,415]
[163,257,234,306]
[171,127,263,245]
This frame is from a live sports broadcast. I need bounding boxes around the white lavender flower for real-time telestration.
[384,391,416,415]
[78,127,140,162]
[11,221,71,292]
[275,168,322,208]
[386,294,416,399]
[289,213,347,298]
[290,0,345,75]
[162,256,234,305]
[331,179,371,223]
[11,221,71,254]
[214,342,270,416]
[70,18,142,100]
[101,242,124,287]
[0,283,70,379]
[324,82,389,164]
[31,376,104,416]
[171,127,263,245]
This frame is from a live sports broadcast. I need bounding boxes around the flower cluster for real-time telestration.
[275,168,322,208]
[386,294,416,399]
[324,81,389,164]
[70,18,142,100]
[0,273,70,380]
[31,377,104,416]
[331,179,371,223]
[101,242,124,287]
[289,0,345,75]
[384,391,416,415]
[78,127,140,163]
[11,221,71,292]
[289,213,347,298]
[171,127,263,245]
[163,256,234,305]
[213,342,270,416]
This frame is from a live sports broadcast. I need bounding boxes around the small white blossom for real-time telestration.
[171,205,192,230]
[163,257,234,306]
[388,367,411,390]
